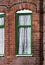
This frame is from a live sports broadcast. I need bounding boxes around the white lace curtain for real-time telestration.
[0,17,4,55]
[18,15,31,54]
[0,17,4,25]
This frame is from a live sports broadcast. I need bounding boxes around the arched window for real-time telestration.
[16,9,32,56]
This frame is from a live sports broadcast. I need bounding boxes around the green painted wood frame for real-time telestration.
[16,13,32,56]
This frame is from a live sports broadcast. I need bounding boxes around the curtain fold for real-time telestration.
[0,28,4,54]
[19,15,31,54]
[0,17,4,55]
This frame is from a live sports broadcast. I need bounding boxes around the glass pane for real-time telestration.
[0,28,4,54]
[0,17,4,26]
[19,15,31,25]
[18,27,31,54]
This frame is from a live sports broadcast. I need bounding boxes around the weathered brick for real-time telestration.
[0,0,43,65]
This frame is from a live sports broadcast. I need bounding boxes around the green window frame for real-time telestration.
[16,12,32,56]
[0,13,5,56]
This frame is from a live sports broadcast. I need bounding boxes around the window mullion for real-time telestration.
[18,25,31,28]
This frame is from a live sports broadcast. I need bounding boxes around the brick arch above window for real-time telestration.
[0,5,8,12]
[10,2,37,13]
[0,2,37,12]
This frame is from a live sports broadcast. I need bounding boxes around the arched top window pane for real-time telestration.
[16,9,32,13]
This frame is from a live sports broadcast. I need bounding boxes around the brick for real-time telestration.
[0,0,42,65]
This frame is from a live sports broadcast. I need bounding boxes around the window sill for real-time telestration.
[0,54,4,56]
[16,54,32,57]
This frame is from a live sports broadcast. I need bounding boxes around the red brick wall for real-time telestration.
[0,0,43,65]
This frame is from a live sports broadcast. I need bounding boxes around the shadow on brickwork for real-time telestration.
[40,0,43,65]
